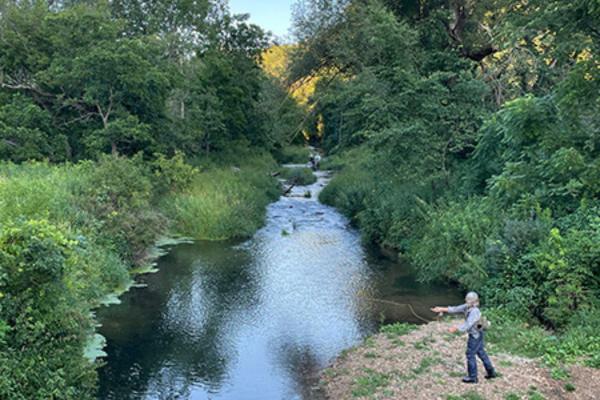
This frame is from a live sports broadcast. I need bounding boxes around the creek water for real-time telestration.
[97,168,461,400]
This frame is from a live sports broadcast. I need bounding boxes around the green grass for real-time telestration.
[0,161,132,302]
[279,167,317,185]
[413,335,436,350]
[274,145,312,164]
[380,322,417,338]
[485,308,600,369]
[528,392,545,400]
[351,369,389,398]
[564,382,576,392]
[0,153,280,398]
[0,162,81,225]
[164,162,279,240]
[412,356,442,375]
[364,337,376,347]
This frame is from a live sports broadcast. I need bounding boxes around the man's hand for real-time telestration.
[431,306,447,314]
[448,326,458,334]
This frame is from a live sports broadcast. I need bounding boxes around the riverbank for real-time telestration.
[320,319,600,400]
[0,152,280,399]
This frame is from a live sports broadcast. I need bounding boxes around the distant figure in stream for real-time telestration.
[310,153,321,170]
[431,292,497,384]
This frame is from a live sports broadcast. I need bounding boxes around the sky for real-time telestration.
[228,0,296,39]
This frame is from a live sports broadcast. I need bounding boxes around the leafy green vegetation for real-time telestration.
[273,145,312,164]
[293,0,600,371]
[0,153,279,398]
[279,167,317,185]
[0,0,300,396]
[380,322,417,338]
[1,0,599,397]
[351,368,390,398]
[412,356,442,375]
[485,308,600,369]
[164,158,280,240]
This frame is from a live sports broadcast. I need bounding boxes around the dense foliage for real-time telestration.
[0,0,302,397]
[0,0,303,160]
[291,0,599,364]
[0,153,279,398]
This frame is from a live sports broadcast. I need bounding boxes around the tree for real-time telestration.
[0,94,63,162]
[0,2,173,158]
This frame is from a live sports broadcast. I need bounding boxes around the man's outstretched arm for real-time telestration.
[431,304,467,314]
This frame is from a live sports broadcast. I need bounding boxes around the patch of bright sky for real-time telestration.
[228,0,296,40]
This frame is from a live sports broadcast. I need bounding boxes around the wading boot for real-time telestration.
[484,371,498,380]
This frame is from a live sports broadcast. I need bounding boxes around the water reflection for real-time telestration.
[98,172,461,399]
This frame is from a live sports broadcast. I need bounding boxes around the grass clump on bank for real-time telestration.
[485,308,600,370]
[163,163,280,240]
[279,167,317,186]
[351,369,390,398]
[273,145,312,164]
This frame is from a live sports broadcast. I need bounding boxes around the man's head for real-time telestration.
[465,291,479,307]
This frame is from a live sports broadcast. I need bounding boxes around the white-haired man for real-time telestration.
[431,292,497,383]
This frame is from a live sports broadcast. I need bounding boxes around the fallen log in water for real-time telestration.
[283,183,296,195]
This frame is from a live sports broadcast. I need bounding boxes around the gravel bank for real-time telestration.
[320,320,599,400]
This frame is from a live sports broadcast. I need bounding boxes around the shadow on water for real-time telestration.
[97,171,462,400]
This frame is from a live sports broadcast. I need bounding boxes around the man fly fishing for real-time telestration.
[431,292,497,384]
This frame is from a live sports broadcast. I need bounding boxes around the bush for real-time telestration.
[409,198,502,290]
[151,152,200,196]
[318,148,433,250]
[483,204,599,327]
[74,154,166,265]
[485,308,600,369]
[0,151,281,398]
[0,219,96,399]
[279,167,316,185]
[273,145,311,164]
[164,160,279,240]
[0,161,135,300]
[319,156,373,223]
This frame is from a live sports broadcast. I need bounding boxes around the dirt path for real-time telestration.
[320,321,599,400]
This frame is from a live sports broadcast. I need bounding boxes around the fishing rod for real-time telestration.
[359,295,440,324]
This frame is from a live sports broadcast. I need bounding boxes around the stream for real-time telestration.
[97,168,461,399]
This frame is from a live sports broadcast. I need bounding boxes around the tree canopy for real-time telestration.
[298,0,599,332]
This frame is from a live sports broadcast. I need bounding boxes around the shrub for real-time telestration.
[0,219,96,400]
[273,145,311,164]
[533,228,594,328]
[319,160,373,223]
[409,197,502,290]
[485,308,600,369]
[279,167,316,185]
[151,151,200,196]
[164,161,279,240]
[484,204,600,328]
[74,154,165,264]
